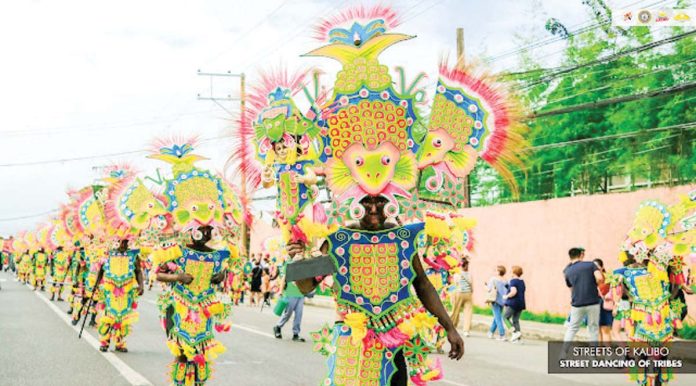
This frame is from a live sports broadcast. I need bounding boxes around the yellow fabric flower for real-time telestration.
[344,312,368,344]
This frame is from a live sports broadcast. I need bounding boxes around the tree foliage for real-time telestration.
[471,0,695,206]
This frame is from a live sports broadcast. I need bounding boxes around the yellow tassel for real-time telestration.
[450,216,476,231]
[424,212,450,239]
[397,319,416,338]
[344,312,368,345]
[166,341,182,356]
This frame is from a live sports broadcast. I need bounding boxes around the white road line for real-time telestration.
[232,323,276,339]
[34,291,153,386]
[439,379,471,386]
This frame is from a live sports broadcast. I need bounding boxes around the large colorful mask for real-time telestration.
[307,5,527,222]
[148,139,226,233]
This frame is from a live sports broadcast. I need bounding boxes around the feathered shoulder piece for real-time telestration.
[105,175,167,236]
[418,60,528,197]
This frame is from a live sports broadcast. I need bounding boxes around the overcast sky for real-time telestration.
[0,0,651,235]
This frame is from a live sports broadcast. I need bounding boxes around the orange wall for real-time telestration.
[250,185,696,316]
[464,184,696,316]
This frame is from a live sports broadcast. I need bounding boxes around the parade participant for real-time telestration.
[50,246,71,301]
[149,138,236,386]
[95,238,144,352]
[610,194,695,386]
[288,195,464,385]
[276,4,528,384]
[32,247,49,291]
[67,245,87,317]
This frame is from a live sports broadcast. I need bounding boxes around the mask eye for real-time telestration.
[208,204,214,211]
[355,157,364,167]
[147,202,154,209]
[381,156,391,165]
[191,205,198,212]
[433,138,443,148]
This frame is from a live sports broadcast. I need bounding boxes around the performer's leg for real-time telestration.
[57,283,65,301]
[390,349,408,386]
[98,316,112,352]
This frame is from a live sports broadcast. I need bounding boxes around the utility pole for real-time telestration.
[456,27,471,208]
[197,70,251,257]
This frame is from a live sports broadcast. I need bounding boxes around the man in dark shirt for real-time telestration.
[562,247,604,342]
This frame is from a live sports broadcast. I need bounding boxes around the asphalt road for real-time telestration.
[1,271,695,386]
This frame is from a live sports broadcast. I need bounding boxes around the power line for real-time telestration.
[541,57,696,106]
[0,110,212,138]
[528,121,696,150]
[522,29,696,88]
[0,210,60,222]
[0,135,230,168]
[489,0,672,65]
[203,0,291,66]
[530,80,696,118]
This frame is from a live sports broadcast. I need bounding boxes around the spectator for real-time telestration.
[486,265,507,340]
[503,265,526,343]
[250,259,264,307]
[563,247,603,342]
[593,258,613,343]
[450,259,473,337]
[273,261,306,342]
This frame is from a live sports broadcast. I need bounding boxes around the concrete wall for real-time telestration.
[249,184,696,317]
[464,184,696,316]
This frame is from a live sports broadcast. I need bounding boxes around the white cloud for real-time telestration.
[0,0,602,234]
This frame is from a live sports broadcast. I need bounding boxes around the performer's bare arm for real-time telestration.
[156,265,193,284]
[412,256,464,360]
[287,240,329,295]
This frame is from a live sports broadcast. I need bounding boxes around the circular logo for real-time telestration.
[638,10,651,24]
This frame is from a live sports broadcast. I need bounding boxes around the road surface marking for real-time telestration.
[439,379,470,386]
[233,323,276,339]
[34,291,153,386]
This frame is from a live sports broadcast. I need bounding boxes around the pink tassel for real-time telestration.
[166,262,177,271]
[646,313,653,325]
[410,374,427,386]
[655,312,661,325]
[132,301,138,310]
[291,224,308,244]
[377,328,407,348]
[362,329,377,354]
[193,354,206,366]
[113,322,122,330]
[313,202,327,224]
[113,287,124,297]
[215,323,231,332]
[203,307,211,318]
